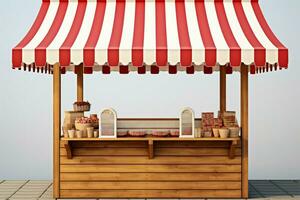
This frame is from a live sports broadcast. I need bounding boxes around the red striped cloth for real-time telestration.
[12,0,288,74]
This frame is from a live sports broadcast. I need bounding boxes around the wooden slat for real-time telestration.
[61,164,241,173]
[53,63,61,198]
[60,147,241,156]
[60,172,241,181]
[60,141,147,148]
[61,181,241,190]
[60,147,147,156]
[155,147,241,156]
[60,155,241,165]
[60,189,241,198]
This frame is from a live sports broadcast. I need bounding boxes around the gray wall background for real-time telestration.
[0,0,299,180]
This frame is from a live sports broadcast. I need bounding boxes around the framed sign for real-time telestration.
[179,107,195,138]
[99,108,117,138]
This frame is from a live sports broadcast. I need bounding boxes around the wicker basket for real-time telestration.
[229,127,240,138]
[219,128,229,139]
[75,122,92,135]
[212,128,220,138]
[73,102,90,112]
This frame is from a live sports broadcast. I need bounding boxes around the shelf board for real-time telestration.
[61,136,240,160]
[61,137,240,142]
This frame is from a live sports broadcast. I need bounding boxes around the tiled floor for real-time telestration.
[0,180,299,200]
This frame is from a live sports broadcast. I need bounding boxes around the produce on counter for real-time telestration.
[152,130,170,137]
[75,117,92,124]
[90,114,99,129]
[128,130,147,137]
[170,130,180,137]
[75,117,93,136]
[201,112,214,137]
[117,130,128,137]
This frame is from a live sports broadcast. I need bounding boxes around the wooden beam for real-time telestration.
[77,64,84,102]
[148,140,154,159]
[53,63,61,198]
[220,66,226,112]
[229,140,238,159]
[241,64,249,198]
[64,141,73,159]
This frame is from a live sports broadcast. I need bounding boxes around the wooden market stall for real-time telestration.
[12,0,288,199]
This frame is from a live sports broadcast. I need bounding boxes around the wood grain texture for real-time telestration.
[76,64,83,102]
[60,164,241,173]
[60,140,240,148]
[60,155,241,165]
[241,64,249,198]
[53,63,61,198]
[61,181,241,190]
[60,189,242,198]
[59,135,242,198]
[60,172,241,181]
[60,147,241,156]
[220,65,226,112]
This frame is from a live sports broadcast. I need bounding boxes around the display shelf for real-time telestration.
[61,136,240,160]
[61,136,240,141]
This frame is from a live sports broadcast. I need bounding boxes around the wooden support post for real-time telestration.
[53,63,61,198]
[241,64,249,198]
[229,140,238,159]
[148,140,154,159]
[77,64,84,102]
[220,66,226,112]
[64,141,73,159]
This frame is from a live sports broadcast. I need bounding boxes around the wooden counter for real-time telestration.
[60,136,241,198]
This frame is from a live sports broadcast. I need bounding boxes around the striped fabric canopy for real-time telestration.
[12,0,288,74]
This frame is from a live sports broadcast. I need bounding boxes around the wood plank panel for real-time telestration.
[60,147,241,156]
[61,181,241,190]
[60,147,147,156]
[60,189,241,198]
[155,147,241,156]
[60,172,241,181]
[61,164,241,173]
[60,155,241,165]
[60,141,147,148]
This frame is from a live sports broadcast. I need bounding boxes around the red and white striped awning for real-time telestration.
[12,0,288,74]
